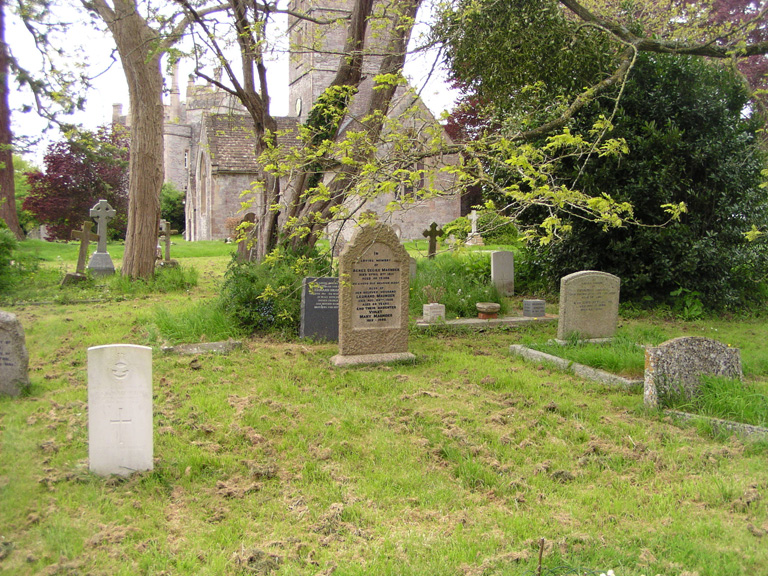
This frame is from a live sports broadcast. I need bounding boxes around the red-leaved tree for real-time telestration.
[23,126,129,241]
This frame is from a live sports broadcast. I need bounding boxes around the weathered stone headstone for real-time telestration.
[523,299,546,317]
[62,221,100,285]
[158,219,179,267]
[422,302,446,323]
[422,222,442,259]
[466,210,484,246]
[236,213,256,262]
[491,251,514,296]
[300,277,339,341]
[87,199,116,276]
[0,311,30,396]
[557,270,620,342]
[88,344,153,476]
[331,223,415,366]
[644,337,742,408]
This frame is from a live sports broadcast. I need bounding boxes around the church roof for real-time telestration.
[205,114,301,173]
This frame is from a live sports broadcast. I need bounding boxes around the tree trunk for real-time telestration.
[0,0,24,240]
[89,0,163,279]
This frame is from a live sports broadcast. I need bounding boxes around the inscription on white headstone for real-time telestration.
[88,344,153,476]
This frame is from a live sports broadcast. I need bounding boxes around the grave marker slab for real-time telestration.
[88,344,153,476]
[491,251,514,296]
[523,299,546,317]
[300,277,339,341]
[644,337,742,408]
[0,311,30,396]
[557,271,620,342]
[88,199,116,276]
[331,223,415,366]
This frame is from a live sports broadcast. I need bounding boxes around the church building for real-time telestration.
[114,0,462,242]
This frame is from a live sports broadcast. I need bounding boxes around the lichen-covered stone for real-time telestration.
[644,337,742,408]
[0,311,30,396]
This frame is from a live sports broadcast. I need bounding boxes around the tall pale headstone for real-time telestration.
[491,251,514,296]
[557,271,620,342]
[0,311,30,396]
[644,337,742,408]
[331,223,415,366]
[88,344,153,476]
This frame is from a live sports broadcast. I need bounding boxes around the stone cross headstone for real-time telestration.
[557,270,620,342]
[87,199,116,276]
[331,223,415,366]
[466,210,484,246]
[422,222,442,259]
[300,277,339,341]
[644,337,742,408]
[491,251,514,296]
[0,311,30,396]
[158,220,179,266]
[88,344,153,476]
[64,221,100,285]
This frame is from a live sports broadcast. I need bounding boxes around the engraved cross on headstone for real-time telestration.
[110,407,132,447]
[158,219,179,262]
[89,199,115,254]
[422,222,442,260]
[71,221,100,275]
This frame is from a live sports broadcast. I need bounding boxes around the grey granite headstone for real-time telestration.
[523,299,546,317]
[88,344,153,476]
[331,223,415,366]
[87,199,116,276]
[300,277,339,341]
[0,311,30,396]
[557,271,620,342]
[644,337,742,408]
[491,251,514,296]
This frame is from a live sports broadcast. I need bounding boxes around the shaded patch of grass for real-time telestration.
[669,376,768,428]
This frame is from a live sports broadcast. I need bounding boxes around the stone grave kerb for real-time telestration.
[332,223,415,365]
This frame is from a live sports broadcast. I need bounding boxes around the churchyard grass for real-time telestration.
[1,243,768,575]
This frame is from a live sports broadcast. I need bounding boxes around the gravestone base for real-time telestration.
[330,352,416,367]
[478,312,498,320]
[61,272,88,286]
[88,252,115,276]
[554,337,614,345]
[465,234,484,246]
[157,259,179,268]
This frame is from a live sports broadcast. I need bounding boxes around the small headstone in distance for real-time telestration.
[0,311,30,396]
[88,344,153,476]
[523,299,546,317]
[87,199,116,276]
[300,277,339,341]
[644,337,742,408]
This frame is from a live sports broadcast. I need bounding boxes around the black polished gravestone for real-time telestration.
[300,277,339,341]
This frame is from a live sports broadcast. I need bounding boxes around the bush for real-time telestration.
[160,182,186,233]
[529,54,768,310]
[409,252,504,318]
[0,228,18,292]
[220,247,331,334]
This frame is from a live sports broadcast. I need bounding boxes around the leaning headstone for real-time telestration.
[644,337,742,408]
[300,277,339,341]
[331,223,415,366]
[491,251,514,296]
[87,199,116,276]
[62,221,100,286]
[0,311,30,396]
[157,220,179,267]
[422,222,442,259]
[523,299,546,317]
[465,210,484,246]
[557,271,620,342]
[88,344,153,476]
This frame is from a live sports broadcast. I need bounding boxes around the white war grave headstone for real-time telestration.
[557,270,620,342]
[331,223,415,366]
[0,311,30,396]
[88,344,153,476]
[87,199,116,276]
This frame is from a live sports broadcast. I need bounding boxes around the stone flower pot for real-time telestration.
[476,301,500,320]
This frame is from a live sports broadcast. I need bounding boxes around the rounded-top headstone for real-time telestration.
[0,311,30,396]
[557,270,620,341]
